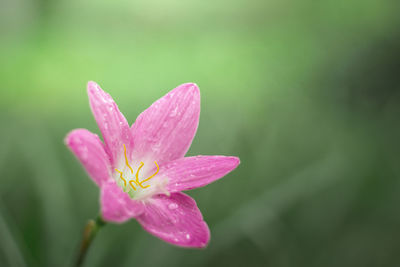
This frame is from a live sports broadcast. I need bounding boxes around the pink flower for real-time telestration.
[65,81,240,248]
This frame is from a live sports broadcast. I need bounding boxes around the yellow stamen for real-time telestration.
[115,169,127,187]
[123,144,133,174]
[140,161,160,186]
[115,145,160,192]
[129,180,138,191]
[135,162,147,189]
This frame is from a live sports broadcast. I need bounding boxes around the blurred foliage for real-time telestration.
[1,0,400,266]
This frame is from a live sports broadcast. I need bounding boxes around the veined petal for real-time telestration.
[161,156,240,192]
[100,181,144,223]
[136,192,210,248]
[87,81,132,166]
[65,129,111,186]
[131,83,200,165]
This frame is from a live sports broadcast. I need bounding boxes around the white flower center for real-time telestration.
[113,145,168,200]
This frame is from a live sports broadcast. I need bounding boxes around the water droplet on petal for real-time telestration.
[170,107,178,117]
[168,203,178,210]
[152,142,161,152]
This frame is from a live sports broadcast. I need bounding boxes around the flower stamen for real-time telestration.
[123,144,134,174]
[115,145,160,192]
[115,169,127,187]
[140,161,159,185]
[135,162,145,189]
[129,180,139,191]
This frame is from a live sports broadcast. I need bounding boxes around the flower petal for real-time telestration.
[87,81,132,166]
[100,181,144,223]
[65,129,111,186]
[160,156,240,192]
[131,83,200,165]
[136,192,210,248]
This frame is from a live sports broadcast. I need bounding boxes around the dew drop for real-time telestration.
[168,203,178,210]
[79,146,89,160]
[170,107,178,117]
[151,142,161,152]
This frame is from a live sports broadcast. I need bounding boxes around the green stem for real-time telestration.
[76,216,106,267]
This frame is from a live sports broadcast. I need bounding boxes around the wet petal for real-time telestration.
[136,192,210,248]
[100,181,144,223]
[131,83,200,165]
[160,156,240,192]
[87,81,132,166]
[65,129,111,186]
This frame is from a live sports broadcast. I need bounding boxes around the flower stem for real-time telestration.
[76,216,106,267]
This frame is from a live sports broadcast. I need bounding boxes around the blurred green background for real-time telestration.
[1,0,400,266]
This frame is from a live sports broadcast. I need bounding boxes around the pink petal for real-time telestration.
[131,83,200,165]
[100,181,144,223]
[161,156,240,192]
[65,129,111,186]
[87,81,132,166]
[136,192,210,248]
